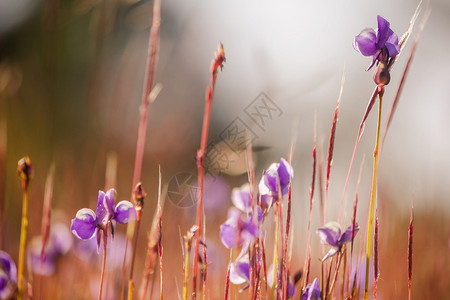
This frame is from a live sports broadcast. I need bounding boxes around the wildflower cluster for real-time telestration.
[219,154,361,298]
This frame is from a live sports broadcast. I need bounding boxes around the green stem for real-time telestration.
[364,90,383,299]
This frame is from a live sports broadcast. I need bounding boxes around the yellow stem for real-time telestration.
[364,91,383,299]
[271,204,280,300]
[128,279,134,300]
[183,245,191,300]
[17,189,29,300]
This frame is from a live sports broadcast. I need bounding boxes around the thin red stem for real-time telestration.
[192,44,225,300]
[99,230,108,300]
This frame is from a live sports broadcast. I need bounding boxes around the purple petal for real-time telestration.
[366,52,380,71]
[0,272,10,298]
[302,278,321,300]
[385,31,400,57]
[0,251,17,284]
[114,200,136,224]
[104,188,116,215]
[278,158,293,194]
[230,256,250,285]
[376,15,391,48]
[231,184,252,213]
[339,223,360,245]
[29,237,56,276]
[316,222,342,248]
[71,208,97,240]
[0,269,15,299]
[220,223,239,249]
[252,205,264,225]
[288,280,296,298]
[321,248,339,262]
[267,264,276,288]
[226,207,242,226]
[259,192,275,212]
[354,28,378,56]
[241,221,258,245]
[264,165,279,194]
[51,222,74,255]
[96,191,109,226]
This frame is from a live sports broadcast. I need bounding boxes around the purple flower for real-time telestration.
[302,278,321,300]
[267,264,296,298]
[231,183,252,213]
[353,15,400,70]
[29,222,73,276]
[0,250,17,299]
[316,222,359,261]
[219,206,263,250]
[71,189,136,248]
[229,255,250,285]
[259,158,293,209]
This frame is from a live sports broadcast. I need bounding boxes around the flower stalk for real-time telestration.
[192,43,225,299]
[364,88,383,300]
[122,0,161,295]
[99,229,108,300]
[17,156,33,300]
[128,183,146,300]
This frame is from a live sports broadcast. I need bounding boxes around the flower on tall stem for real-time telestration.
[231,183,252,214]
[229,254,250,286]
[29,222,73,276]
[316,222,359,261]
[259,158,293,210]
[354,16,400,85]
[70,189,136,248]
[219,206,263,250]
[0,250,17,299]
[353,15,400,70]
[71,189,136,299]
[267,263,296,298]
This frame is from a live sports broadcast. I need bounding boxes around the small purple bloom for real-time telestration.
[231,183,252,213]
[29,222,73,276]
[267,264,296,298]
[0,250,17,299]
[302,278,321,300]
[229,255,250,285]
[71,189,136,248]
[317,222,359,261]
[353,15,400,70]
[259,158,293,209]
[219,206,263,250]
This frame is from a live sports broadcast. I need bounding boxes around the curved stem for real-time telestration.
[364,89,383,299]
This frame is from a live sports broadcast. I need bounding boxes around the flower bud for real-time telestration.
[17,156,33,189]
[373,62,390,86]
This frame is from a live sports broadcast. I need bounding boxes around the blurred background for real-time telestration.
[1,0,449,298]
